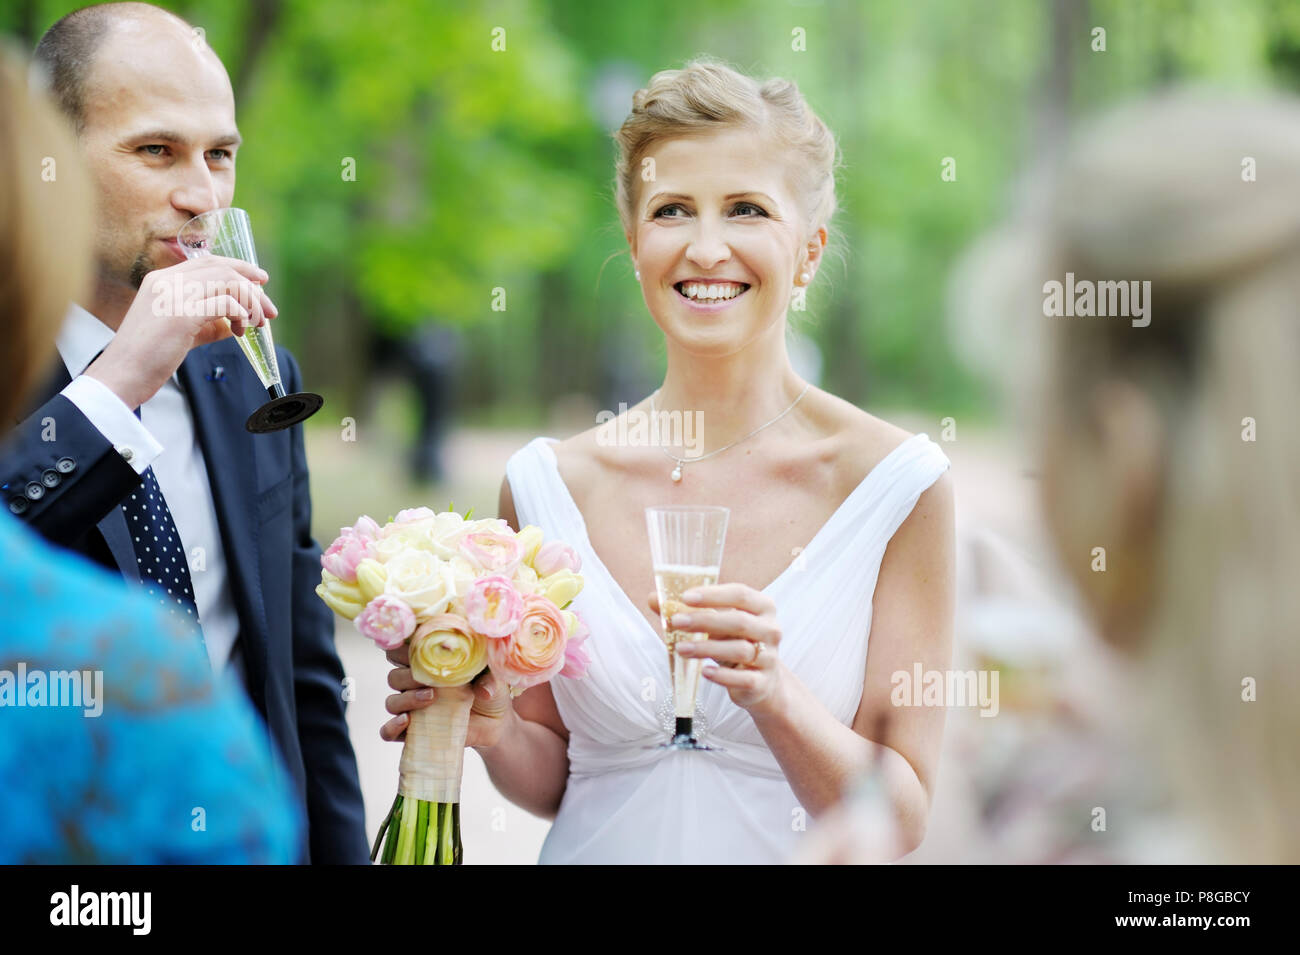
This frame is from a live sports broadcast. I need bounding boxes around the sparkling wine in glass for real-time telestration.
[646,506,729,750]
[177,208,323,433]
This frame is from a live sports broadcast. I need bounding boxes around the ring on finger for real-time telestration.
[745,640,766,668]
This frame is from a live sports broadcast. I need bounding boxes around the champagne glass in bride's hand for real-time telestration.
[178,208,323,433]
[645,505,729,751]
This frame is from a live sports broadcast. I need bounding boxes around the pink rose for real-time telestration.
[321,533,369,582]
[394,507,437,524]
[534,540,581,577]
[355,595,416,650]
[464,575,525,639]
[460,531,523,577]
[489,594,568,691]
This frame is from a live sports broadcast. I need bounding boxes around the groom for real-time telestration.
[0,3,368,863]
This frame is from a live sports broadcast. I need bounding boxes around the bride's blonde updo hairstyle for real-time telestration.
[613,58,840,248]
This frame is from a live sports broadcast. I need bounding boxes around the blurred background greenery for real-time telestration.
[6,0,1300,527]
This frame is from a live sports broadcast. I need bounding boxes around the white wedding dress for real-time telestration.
[505,433,951,864]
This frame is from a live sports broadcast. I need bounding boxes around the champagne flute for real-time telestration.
[177,208,323,433]
[645,505,729,750]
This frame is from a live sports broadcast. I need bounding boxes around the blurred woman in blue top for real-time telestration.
[0,44,300,864]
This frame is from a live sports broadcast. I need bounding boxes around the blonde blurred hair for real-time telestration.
[0,45,93,422]
[1043,92,1300,863]
[613,58,840,243]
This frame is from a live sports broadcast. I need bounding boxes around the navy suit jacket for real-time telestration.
[1,340,368,864]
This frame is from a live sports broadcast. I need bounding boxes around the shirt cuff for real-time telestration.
[60,375,164,475]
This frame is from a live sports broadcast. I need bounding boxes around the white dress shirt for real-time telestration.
[55,304,246,685]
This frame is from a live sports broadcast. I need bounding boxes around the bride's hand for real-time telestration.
[379,643,513,748]
[648,583,784,711]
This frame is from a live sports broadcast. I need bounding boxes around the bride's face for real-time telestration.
[628,126,820,357]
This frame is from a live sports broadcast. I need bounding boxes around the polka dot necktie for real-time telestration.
[121,451,208,664]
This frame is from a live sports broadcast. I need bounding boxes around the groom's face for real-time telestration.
[78,17,240,291]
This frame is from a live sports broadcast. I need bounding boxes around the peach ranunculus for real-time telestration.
[489,594,569,693]
[409,614,488,687]
[355,595,416,650]
[459,530,523,577]
[464,575,525,639]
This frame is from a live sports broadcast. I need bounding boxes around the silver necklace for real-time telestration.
[649,382,812,483]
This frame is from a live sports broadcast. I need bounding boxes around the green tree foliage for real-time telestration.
[6,0,1300,418]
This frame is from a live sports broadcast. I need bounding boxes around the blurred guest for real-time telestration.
[801,90,1300,864]
[1032,91,1300,864]
[0,44,299,863]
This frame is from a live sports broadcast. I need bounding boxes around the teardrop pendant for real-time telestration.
[671,465,683,483]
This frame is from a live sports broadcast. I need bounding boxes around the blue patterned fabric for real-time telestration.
[0,512,301,863]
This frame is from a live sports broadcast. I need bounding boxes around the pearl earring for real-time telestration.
[799,271,811,285]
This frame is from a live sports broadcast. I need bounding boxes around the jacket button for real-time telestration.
[8,497,27,515]
[24,482,44,500]
[41,469,61,488]
[55,456,76,474]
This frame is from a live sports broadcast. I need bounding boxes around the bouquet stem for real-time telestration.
[371,686,474,864]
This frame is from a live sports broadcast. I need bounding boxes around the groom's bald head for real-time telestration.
[34,2,213,133]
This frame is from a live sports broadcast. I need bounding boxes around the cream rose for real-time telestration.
[383,550,457,615]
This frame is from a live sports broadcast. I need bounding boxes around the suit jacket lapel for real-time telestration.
[179,342,269,693]
[96,506,139,582]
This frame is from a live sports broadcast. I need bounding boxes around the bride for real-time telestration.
[381,59,955,864]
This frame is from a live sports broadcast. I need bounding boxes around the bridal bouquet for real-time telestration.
[316,507,588,864]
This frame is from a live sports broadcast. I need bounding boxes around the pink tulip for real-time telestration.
[534,540,581,577]
[345,515,382,541]
[355,595,416,650]
[321,533,369,582]
[560,610,590,679]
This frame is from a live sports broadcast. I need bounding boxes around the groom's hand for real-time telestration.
[86,256,278,411]
[381,646,511,747]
